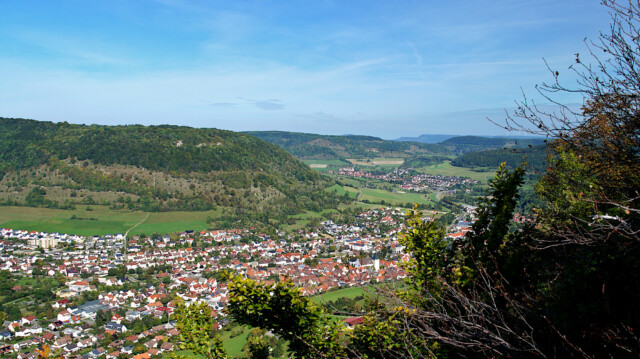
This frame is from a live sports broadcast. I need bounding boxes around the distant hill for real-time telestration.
[394,134,456,143]
[439,136,546,154]
[246,131,546,162]
[451,144,549,172]
[0,118,342,224]
[245,131,448,160]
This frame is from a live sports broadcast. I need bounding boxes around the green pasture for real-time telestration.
[311,286,365,304]
[289,209,339,220]
[335,176,369,187]
[302,159,350,172]
[417,161,494,182]
[129,209,221,235]
[325,184,359,199]
[338,202,388,211]
[220,326,252,357]
[302,159,350,166]
[359,188,435,207]
[0,206,220,236]
[346,157,405,167]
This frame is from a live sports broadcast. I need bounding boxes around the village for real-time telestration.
[0,206,478,359]
[330,167,479,192]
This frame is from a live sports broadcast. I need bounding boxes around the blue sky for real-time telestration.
[0,0,611,138]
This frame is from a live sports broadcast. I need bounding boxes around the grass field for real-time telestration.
[325,184,359,199]
[311,286,365,304]
[220,326,252,357]
[0,206,220,236]
[418,161,494,182]
[346,157,404,167]
[128,209,222,235]
[338,202,388,211]
[336,176,369,187]
[302,159,350,172]
[302,159,350,166]
[359,188,435,207]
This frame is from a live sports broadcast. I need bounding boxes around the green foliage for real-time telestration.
[468,162,525,259]
[401,155,453,168]
[238,328,284,359]
[0,118,346,220]
[226,274,346,358]
[173,299,227,359]
[451,145,547,171]
[399,208,450,293]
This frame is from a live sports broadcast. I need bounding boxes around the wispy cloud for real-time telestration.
[9,29,130,67]
[253,99,284,111]
[209,102,237,107]
[406,41,423,66]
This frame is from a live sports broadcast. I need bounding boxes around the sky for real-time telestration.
[0,0,612,138]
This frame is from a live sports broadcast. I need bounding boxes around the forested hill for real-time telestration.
[0,118,314,177]
[0,118,341,222]
[246,131,546,160]
[439,135,545,154]
[451,144,548,171]
[395,134,456,143]
[245,131,447,159]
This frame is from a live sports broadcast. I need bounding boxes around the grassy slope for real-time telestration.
[311,287,365,304]
[220,327,252,357]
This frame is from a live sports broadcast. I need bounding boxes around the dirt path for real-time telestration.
[123,212,150,260]
[124,212,150,238]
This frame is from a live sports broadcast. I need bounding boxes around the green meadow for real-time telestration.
[311,286,365,304]
[417,161,494,182]
[302,159,351,166]
[0,206,219,236]
[325,184,359,198]
[359,188,435,207]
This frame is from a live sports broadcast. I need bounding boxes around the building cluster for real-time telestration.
[0,205,477,358]
[330,167,478,192]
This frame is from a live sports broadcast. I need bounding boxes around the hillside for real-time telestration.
[439,135,545,154]
[394,134,456,143]
[245,131,448,160]
[245,131,547,161]
[0,118,342,225]
[451,144,548,171]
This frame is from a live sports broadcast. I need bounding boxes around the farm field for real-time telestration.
[417,161,494,182]
[0,206,219,236]
[128,209,222,235]
[359,188,435,207]
[325,184,359,199]
[346,157,404,167]
[302,159,351,172]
